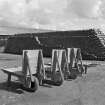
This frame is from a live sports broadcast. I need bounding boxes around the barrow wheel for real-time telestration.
[23,76,39,92]
[53,79,63,86]
[52,71,64,86]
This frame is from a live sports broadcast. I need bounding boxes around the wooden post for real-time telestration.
[76,48,84,75]
[37,50,45,85]
[63,51,70,78]
[7,73,11,86]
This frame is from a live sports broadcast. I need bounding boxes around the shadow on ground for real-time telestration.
[0,81,24,94]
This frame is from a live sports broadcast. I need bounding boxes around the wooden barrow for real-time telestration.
[66,48,87,78]
[44,49,65,86]
[1,50,45,92]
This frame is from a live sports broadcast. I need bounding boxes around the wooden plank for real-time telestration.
[1,67,23,77]
[67,48,72,63]
[23,50,39,75]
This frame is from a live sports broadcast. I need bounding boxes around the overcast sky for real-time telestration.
[0,0,105,31]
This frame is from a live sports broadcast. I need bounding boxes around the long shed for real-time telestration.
[4,28,105,60]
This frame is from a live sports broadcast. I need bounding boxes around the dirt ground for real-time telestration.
[0,53,105,105]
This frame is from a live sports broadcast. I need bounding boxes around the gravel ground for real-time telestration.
[0,53,105,105]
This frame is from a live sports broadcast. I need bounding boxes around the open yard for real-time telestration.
[0,53,105,105]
